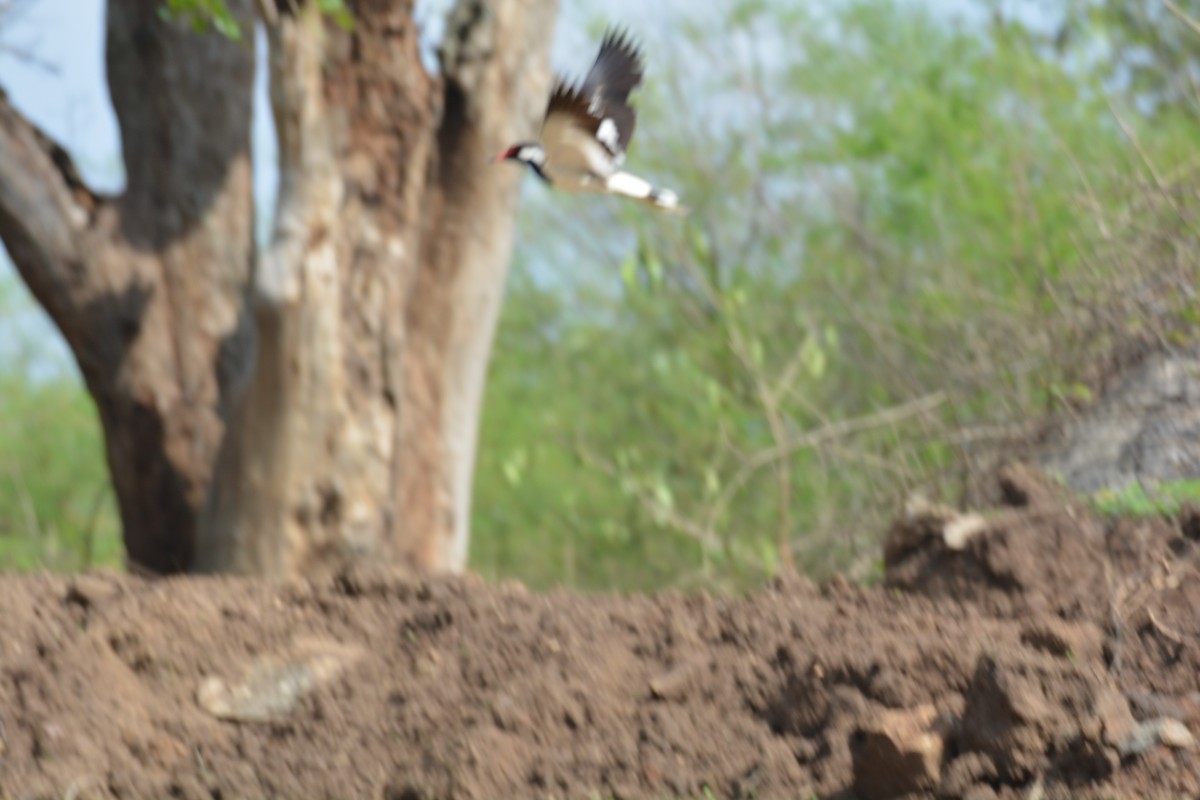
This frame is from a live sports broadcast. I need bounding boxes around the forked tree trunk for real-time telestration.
[0,0,558,575]
[0,0,256,573]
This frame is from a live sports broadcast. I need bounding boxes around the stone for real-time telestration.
[1040,347,1200,494]
[1119,717,1197,756]
[198,636,364,722]
[850,704,945,800]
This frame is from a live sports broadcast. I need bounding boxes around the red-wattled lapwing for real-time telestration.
[496,27,687,215]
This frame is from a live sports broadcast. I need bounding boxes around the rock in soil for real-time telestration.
[850,703,946,799]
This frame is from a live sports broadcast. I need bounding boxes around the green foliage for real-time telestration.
[0,279,121,571]
[159,0,354,39]
[1061,0,1200,114]
[471,0,1200,591]
[159,0,244,38]
[1092,480,1200,518]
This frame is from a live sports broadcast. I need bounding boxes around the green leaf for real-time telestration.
[748,337,764,368]
[801,336,826,380]
[704,467,720,497]
[317,0,356,31]
[651,351,671,375]
[645,251,664,287]
[620,254,637,291]
[501,448,526,487]
[653,480,674,513]
[212,12,242,40]
[758,537,778,574]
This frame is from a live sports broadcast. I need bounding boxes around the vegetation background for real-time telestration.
[1,0,1198,589]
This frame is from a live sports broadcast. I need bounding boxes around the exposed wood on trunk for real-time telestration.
[200,0,559,575]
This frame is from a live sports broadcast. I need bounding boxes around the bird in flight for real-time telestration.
[496,27,687,215]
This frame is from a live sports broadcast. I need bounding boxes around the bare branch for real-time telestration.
[1107,100,1167,193]
[574,443,723,553]
[1163,0,1200,37]
[0,90,101,325]
[704,392,949,534]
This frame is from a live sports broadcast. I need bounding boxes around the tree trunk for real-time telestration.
[0,0,256,573]
[0,0,558,576]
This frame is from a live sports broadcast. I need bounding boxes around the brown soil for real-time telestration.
[2,466,1198,800]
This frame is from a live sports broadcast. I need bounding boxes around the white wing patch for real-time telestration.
[604,171,653,199]
[596,118,619,153]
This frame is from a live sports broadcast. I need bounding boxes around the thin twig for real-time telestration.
[573,444,722,552]
[1107,100,1168,194]
[703,391,947,535]
[1163,0,1200,37]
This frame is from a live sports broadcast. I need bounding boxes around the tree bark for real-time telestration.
[0,0,256,573]
[0,0,558,576]
[200,0,559,575]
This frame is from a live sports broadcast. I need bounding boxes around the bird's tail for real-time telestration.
[606,171,690,216]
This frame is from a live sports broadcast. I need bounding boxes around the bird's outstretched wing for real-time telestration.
[543,28,644,160]
[581,28,645,111]
[579,28,644,153]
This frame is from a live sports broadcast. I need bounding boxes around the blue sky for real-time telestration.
[0,0,684,374]
[0,0,711,203]
[0,0,1025,377]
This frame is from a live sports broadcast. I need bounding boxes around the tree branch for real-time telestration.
[703,392,949,535]
[0,88,102,330]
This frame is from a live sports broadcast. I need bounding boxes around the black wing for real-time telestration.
[579,27,644,154]
[581,27,645,112]
[543,27,644,158]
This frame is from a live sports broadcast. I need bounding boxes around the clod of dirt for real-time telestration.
[997,462,1072,508]
[648,658,708,701]
[886,465,1106,616]
[1020,616,1105,662]
[850,703,945,799]
[885,495,988,566]
[962,786,1000,800]
[197,637,364,722]
[64,572,123,610]
[939,751,999,797]
[958,651,1135,784]
[1181,505,1200,541]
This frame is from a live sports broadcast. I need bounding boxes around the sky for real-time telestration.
[0,0,689,375]
[0,0,705,205]
[0,0,1027,378]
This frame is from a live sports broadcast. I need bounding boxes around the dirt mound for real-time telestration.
[2,466,1199,799]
